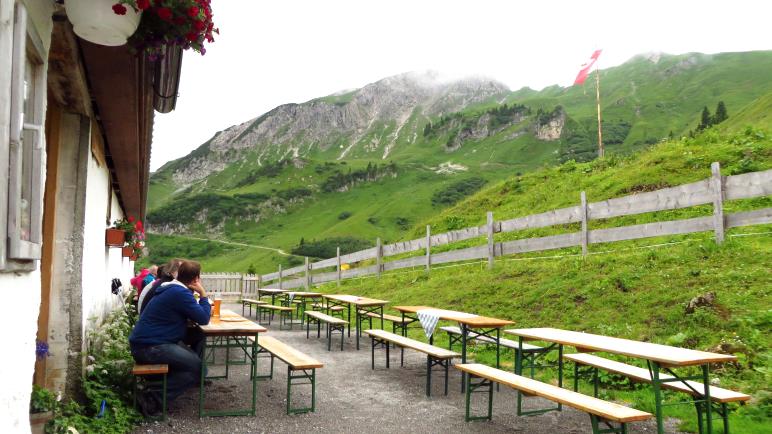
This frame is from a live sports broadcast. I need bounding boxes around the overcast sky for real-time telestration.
[150,0,772,171]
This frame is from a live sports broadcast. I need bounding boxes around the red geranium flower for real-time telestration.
[186,32,198,42]
[128,216,135,223]
[156,7,173,20]
[173,16,186,25]
[187,6,199,17]
[136,0,150,9]
[112,3,127,15]
[193,20,205,32]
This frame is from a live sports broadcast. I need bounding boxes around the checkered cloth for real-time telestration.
[417,309,441,338]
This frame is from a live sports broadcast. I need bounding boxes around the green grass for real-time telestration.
[313,233,771,433]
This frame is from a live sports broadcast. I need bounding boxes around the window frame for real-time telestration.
[4,1,46,265]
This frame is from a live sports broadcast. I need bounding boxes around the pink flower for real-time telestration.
[112,3,127,15]
[156,7,172,20]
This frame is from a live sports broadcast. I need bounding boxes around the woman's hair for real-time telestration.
[176,260,201,286]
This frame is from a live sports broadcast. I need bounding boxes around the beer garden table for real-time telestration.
[282,291,323,326]
[322,294,388,350]
[393,306,513,390]
[197,309,267,417]
[504,327,737,434]
[257,287,288,305]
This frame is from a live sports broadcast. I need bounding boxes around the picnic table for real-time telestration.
[197,309,267,417]
[323,294,388,349]
[393,306,513,391]
[258,287,288,305]
[504,327,736,434]
[283,291,323,326]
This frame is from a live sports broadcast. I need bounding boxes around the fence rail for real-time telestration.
[201,163,772,297]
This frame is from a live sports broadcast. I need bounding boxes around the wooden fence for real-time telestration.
[202,162,772,298]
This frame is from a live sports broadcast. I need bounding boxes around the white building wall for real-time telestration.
[0,269,41,433]
[0,1,52,433]
[80,153,134,331]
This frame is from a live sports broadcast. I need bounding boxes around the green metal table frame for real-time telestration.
[324,298,385,350]
[463,372,632,434]
[515,336,723,434]
[198,333,259,417]
[282,294,322,327]
[369,335,451,396]
[398,311,506,392]
[250,346,317,414]
[305,312,345,351]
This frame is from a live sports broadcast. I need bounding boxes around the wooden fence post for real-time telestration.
[711,162,725,244]
[376,237,382,278]
[305,256,310,289]
[336,246,341,286]
[486,212,495,269]
[580,191,588,256]
[425,225,431,273]
[257,274,261,290]
[278,264,283,289]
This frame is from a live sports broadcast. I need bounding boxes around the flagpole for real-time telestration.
[595,63,604,158]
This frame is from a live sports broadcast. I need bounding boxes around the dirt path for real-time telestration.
[134,304,683,433]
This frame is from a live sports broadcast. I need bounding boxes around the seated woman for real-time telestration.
[129,260,211,416]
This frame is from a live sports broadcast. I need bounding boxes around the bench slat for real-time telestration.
[565,353,750,403]
[260,305,294,312]
[305,310,348,325]
[242,298,266,305]
[365,329,459,359]
[248,336,323,370]
[358,311,414,324]
[456,363,652,423]
[440,326,543,352]
[133,364,169,375]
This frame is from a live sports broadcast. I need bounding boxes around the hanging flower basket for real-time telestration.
[105,228,126,247]
[122,246,133,257]
[65,0,142,46]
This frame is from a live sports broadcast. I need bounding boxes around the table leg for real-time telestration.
[380,306,384,330]
[557,344,563,411]
[251,334,258,416]
[347,304,352,337]
[651,361,665,434]
[198,337,207,418]
[702,364,713,434]
[461,323,468,392]
[496,328,501,392]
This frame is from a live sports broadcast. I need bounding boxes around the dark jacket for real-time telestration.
[129,281,211,351]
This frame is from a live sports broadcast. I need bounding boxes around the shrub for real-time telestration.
[338,211,352,220]
[291,237,372,259]
[431,177,487,207]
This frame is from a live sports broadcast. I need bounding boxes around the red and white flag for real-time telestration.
[573,49,602,85]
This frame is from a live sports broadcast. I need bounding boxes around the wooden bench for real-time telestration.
[241,298,267,318]
[358,310,415,336]
[364,329,460,396]
[258,304,294,329]
[565,353,750,433]
[305,311,348,351]
[248,335,323,414]
[132,364,168,421]
[456,363,652,434]
[311,303,346,318]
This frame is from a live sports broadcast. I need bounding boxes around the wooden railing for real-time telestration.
[202,162,772,297]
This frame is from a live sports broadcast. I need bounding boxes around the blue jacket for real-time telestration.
[129,281,211,350]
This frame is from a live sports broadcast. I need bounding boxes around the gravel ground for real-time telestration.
[134,304,683,434]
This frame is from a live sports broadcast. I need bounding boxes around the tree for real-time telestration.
[246,263,257,275]
[714,101,728,124]
[698,106,712,130]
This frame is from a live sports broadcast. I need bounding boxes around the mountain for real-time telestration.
[145,51,772,271]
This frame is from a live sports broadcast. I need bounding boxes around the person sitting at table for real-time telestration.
[137,259,182,315]
[129,259,211,416]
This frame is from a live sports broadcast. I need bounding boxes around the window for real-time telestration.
[4,2,45,265]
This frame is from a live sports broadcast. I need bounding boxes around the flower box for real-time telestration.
[130,254,139,261]
[65,0,142,46]
[122,246,133,257]
[105,228,126,247]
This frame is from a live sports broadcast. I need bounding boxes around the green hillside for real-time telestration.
[144,51,772,274]
[301,128,770,434]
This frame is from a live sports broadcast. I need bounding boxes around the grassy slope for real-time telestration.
[303,128,771,433]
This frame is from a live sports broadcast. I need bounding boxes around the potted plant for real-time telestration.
[30,342,56,434]
[65,0,143,46]
[113,0,218,59]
